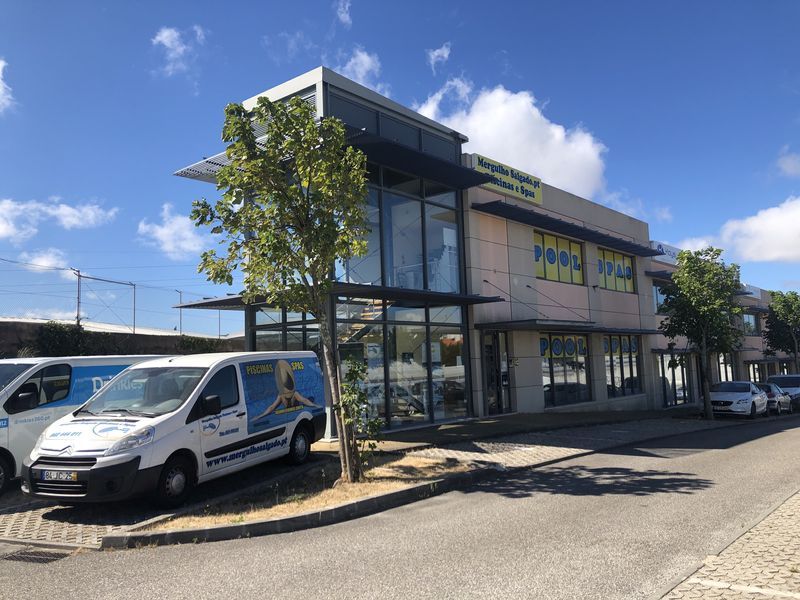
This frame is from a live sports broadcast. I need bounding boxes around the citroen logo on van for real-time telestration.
[58,446,74,456]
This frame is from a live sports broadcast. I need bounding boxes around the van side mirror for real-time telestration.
[201,395,221,417]
[4,391,38,414]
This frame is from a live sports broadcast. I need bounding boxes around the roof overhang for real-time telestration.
[176,283,504,311]
[472,201,662,257]
[474,318,659,335]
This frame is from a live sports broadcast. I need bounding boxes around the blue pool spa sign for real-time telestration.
[472,154,543,205]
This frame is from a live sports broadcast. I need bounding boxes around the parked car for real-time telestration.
[766,375,800,409]
[709,381,768,418]
[22,352,325,507]
[0,355,160,496]
[756,382,793,415]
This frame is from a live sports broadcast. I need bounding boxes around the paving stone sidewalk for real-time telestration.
[411,417,735,470]
[662,491,800,599]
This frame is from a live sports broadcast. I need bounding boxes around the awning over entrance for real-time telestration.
[472,201,662,257]
[175,283,504,310]
[474,317,660,335]
[174,129,493,191]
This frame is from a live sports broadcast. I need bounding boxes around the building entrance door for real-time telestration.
[483,331,510,415]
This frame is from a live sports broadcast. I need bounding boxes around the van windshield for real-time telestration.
[80,367,207,417]
[0,364,31,391]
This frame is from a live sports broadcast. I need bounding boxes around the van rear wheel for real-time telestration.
[155,456,194,508]
[287,424,312,465]
[0,455,10,496]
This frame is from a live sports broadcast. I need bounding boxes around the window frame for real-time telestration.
[533,231,584,286]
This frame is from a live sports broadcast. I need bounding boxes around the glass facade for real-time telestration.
[658,352,693,407]
[604,335,642,396]
[540,334,590,406]
[718,353,735,381]
[653,283,667,314]
[742,313,758,336]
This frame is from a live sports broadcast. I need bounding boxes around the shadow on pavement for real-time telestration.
[468,465,713,499]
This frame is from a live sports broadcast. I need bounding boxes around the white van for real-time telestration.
[21,352,326,507]
[0,355,159,495]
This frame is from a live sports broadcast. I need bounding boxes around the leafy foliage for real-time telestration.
[190,95,370,482]
[338,358,383,475]
[763,291,800,370]
[659,247,742,418]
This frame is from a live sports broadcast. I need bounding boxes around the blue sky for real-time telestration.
[0,1,799,335]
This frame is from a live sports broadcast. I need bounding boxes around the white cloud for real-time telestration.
[151,25,206,77]
[426,42,451,75]
[335,0,352,27]
[20,308,78,321]
[777,146,800,178]
[138,203,209,260]
[263,31,316,64]
[0,198,117,244]
[0,59,13,114]
[653,206,673,223]
[416,78,606,199]
[718,196,800,262]
[17,248,74,280]
[336,47,390,96]
[675,236,717,252]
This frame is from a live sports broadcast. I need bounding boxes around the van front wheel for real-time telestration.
[287,424,312,465]
[0,455,11,496]
[155,456,194,508]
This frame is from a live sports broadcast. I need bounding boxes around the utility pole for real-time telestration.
[132,283,136,335]
[176,290,183,335]
[73,269,81,326]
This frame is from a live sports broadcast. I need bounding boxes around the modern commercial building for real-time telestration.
[175,66,790,436]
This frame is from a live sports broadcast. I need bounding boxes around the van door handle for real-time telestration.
[237,412,246,418]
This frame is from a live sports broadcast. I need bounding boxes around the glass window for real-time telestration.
[380,115,420,149]
[598,249,635,293]
[383,193,424,289]
[286,328,304,351]
[424,181,456,207]
[386,306,426,322]
[383,169,421,196]
[430,327,466,420]
[429,305,462,324]
[201,365,239,410]
[653,283,667,314]
[426,205,460,293]
[533,231,583,285]
[605,335,642,397]
[541,334,590,407]
[422,131,456,162]
[7,365,72,412]
[718,353,734,381]
[336,189,382,286]
[659,353,693,407]
[336,297,384,322]
[328,94,377,133]
[338,322,386,420]
[255,330,283,351]
[256,307,282,326]
[387,324,428,426]
[743,314,758,336]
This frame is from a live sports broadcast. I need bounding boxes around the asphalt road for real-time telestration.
[4,417,800,600]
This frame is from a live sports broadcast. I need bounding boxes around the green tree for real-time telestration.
[763,291,800,373]
[659,247,743,419]
[191,96,369,483]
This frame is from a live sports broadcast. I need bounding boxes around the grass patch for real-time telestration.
[150,454,474,531]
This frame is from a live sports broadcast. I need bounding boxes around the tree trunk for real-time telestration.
[316,300,361,483]
[792,333,799,374]
[700,335,714,420]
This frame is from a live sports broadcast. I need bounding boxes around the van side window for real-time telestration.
[4,364,72,413]
[201,366,239,410]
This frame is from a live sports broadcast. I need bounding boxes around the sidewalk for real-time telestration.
[662,490,800,599]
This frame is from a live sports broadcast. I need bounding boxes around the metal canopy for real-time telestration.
[645,270,673,280]
[174,128,493,190]
[472,201,662,257]
[176,283,504,311]
[475,317,659,335]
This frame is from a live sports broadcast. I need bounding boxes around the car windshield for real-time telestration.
[0,363,31,391]
[711,382,750,393]
[80,367,207,417]
[756,383,771,393]
[770,376,800,388]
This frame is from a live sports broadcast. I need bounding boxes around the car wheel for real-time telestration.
[749,402,757,419]
[287,423,312,465]
[155,455,194,508]
[0,455,11,496]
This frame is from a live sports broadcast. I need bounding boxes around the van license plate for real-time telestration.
[41,471,77,482]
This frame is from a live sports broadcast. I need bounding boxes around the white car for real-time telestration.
[709,381,768,418]
[767,375,800,409]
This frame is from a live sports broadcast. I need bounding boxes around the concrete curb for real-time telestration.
[100,415,772,550]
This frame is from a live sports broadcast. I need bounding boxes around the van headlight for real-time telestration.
[104,427,155,457]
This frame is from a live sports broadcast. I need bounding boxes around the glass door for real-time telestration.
[484,331,510,415]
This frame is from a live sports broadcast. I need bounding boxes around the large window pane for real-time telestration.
[336,190,382,286]
[426,205,460,293]
[429,305,462,324]
[337,322,385,420]
[542,334,590,407]
[430,327,466,420]
[383,168,421,196]
[424,181,456,207]
[387,324,428,426]
[256,329,283,351]
[383,193,424,289]
[256,307,282,327]
[336,297,384,322]
[386,305,425,322]
[286,327,303,351]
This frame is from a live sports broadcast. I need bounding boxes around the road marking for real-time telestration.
[688,577,800,598]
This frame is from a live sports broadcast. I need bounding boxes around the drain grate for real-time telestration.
[3,549,69,564]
